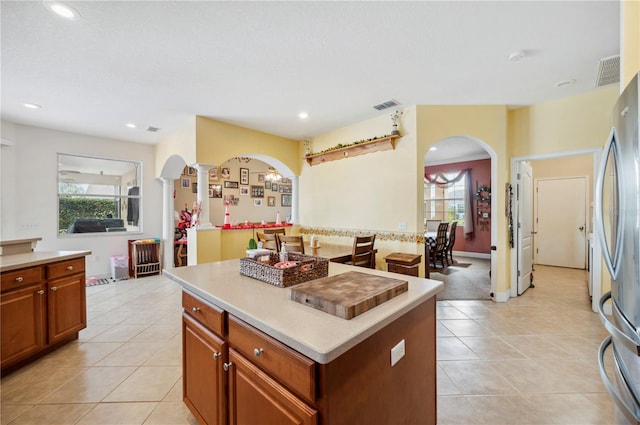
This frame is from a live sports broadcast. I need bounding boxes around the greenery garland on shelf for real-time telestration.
[305,134,393,157]
[475,185,491,202]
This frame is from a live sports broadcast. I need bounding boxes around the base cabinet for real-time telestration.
[1,256,87,374]
[227,348,317,425]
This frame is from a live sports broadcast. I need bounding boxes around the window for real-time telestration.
[58,154,142,235]
[424,172,466,224]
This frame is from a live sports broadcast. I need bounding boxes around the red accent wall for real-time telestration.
[425,158,491,254]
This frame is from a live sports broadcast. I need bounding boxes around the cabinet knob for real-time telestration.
[223,362,233,372]
[51,286,58,292]
[37,289,45,295]
[213,352,222,360]
[191,307,200,313]
[253,348,264,357]
[15,277,23,282]
[66,266,74,271]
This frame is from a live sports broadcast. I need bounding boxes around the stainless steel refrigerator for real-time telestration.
[596,71,640,425]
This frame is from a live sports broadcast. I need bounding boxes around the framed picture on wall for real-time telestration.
[224,181,239,189]
[254,199,263,207]
[187,167,197,176]
[271,183,278,192]
[265,181,271,190]
[267,196,276,207]
[221,167,231,179]
[240,187,249,196]
[192,182,198,193]
[281,177,291,184]
[251,185,264,198]
[210,184,222,198]
[209,167,220,181]
[208,188,214,198]
[258,174,265,183]
[281,194,291,207]
[181,178,191,189]
[279,185,291,193]
[240,168,249,185]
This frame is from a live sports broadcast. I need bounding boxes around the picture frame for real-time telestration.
[224,195,239,206]
[267,196,276,207]
[265,181,271,190]
[187,166,197,176]
[221,167,231,179]
[181,177,191,189]
[192,182,198,193]
[251,185,264,198]
[182,166,188,176]
[209,167,220,181]
[208,188,214,198]
[240,187,249,196]
[281,194,292,207]
[271,183,278,192]
[224,181,239,189]
[240,168,249,185]
[279,185,291,193]
[258,174,265,183]
[210,184,222,198]
[281,177,291,184]
[253,199,263,207]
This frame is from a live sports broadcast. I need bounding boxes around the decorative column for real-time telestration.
[160,177,175,269]
[194,163,213,228]
[291,176,299,224]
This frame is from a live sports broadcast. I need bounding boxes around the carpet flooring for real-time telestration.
[430,256,491,300]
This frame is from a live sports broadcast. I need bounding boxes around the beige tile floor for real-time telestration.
[1,265,614,424]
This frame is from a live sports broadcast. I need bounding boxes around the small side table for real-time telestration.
[384,252,422,277]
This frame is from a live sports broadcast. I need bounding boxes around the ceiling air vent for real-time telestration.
[595,55,620,88]
[146,126,160,132]
[373,99,400,111]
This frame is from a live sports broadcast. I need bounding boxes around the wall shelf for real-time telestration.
[305,135,400,166]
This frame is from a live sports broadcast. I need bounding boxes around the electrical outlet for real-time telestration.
[391,339,405,366]
[399,222,407,231]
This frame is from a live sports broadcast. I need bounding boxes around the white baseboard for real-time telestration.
[452,251,491,260]
[493,290,510,303]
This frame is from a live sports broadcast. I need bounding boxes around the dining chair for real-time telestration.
[263,228,286,236]
[276,235,305,254]
[425,220,441,232]
[350,234,376,269]
[257,232,279,252]
[430,222,449,269]
[445,221,458,266]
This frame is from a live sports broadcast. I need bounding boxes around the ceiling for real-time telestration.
[1,1,620,165]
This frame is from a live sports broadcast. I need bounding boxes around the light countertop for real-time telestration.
[0,251,92,272]
[164,260,443,363]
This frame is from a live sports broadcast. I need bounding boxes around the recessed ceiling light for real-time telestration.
[126,123,137,129]
[429,147,438,151]
[24,103,42,109]
[508,50,526,62]
[298,112,309,119]
[555,78,576,88]
[44,1,80,20]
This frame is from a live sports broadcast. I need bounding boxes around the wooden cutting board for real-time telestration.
[288,271,408,320]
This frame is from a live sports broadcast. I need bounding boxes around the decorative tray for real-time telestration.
[239,252,329,288]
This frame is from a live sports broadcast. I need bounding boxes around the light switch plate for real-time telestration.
[391,339,405,366]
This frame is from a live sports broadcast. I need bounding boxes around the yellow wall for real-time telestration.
[509,86,619,157]
[195,116,301,175]
[622,0,640,86]
[154,118,196,177]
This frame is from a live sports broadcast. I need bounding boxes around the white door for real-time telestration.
[517,162,533,295]
[535,177,587,269]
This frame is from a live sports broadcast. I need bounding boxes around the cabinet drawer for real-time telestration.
[182,291,225,337]
[47,258,85,280]
[1,266,43,292]
[228,315,316,403]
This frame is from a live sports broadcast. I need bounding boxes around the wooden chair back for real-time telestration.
[351,234,376,268]
[257,232,279,252]
[429,222,449,268]
[277,235,305,254]
[263,228,286,235]
[446,221,458,264]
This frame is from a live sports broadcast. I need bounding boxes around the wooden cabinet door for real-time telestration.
[183,313,227,425]
[227,348,317,425]
[47,274,86,344]
[1,283,46,368]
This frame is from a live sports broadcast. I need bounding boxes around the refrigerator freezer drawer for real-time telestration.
[599,336,640,425]
[599,292,640,355]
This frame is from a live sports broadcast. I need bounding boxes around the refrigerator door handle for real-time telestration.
[599,291,640,355]
[598,336,640,423]
[594,127,625,280]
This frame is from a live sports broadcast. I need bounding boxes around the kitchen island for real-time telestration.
[164,260,443,425]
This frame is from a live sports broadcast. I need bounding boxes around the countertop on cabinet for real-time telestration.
[164,260,443,363]
[0,251,92,272]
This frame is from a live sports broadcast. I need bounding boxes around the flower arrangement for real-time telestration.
[176,202,201,239]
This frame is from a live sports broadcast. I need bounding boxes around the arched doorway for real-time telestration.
[424,136,498,301]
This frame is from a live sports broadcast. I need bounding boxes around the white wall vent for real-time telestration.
[373,99,400,111]
[595,55,620,88]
